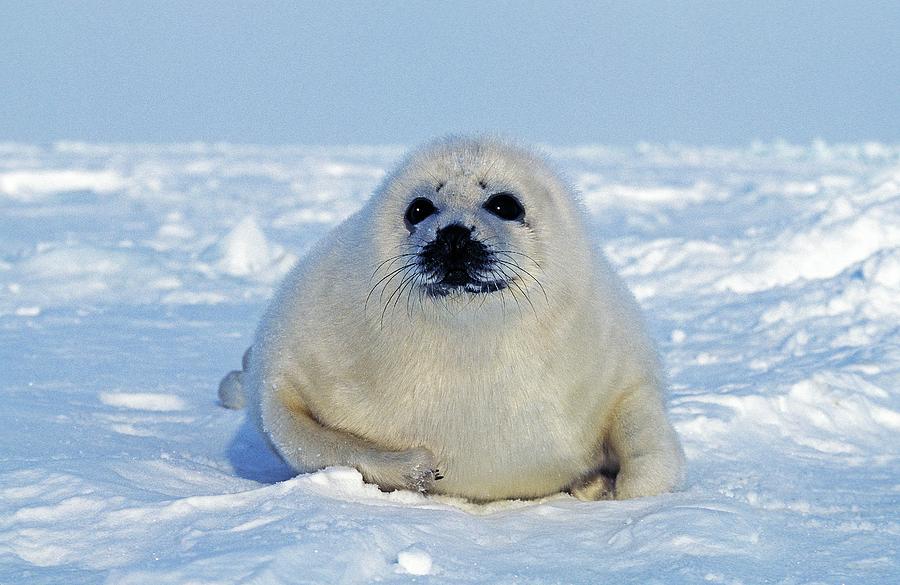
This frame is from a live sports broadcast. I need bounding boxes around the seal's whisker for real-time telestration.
[479,235,503,247]
[419,275,428,316]
[491,265,522,312]
[387,235,429,252]
[476,286,491,311]
[380,265,416,327]
[495,250,543,270]
[366,262,418,312]
[462,286,482,311]
[378,263,418,306]
[512,267,547,305]
[495,262,536,316]
[509,274,537,316]
[416,277,425,317]
[371,253,418,278]
[391,269,418,318]
[493,270,508,317]
[480,153,501,184]
[421,166,443,187]
[497,259,548,303]
[406,272,423,318]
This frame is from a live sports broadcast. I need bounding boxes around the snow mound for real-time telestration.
[717,168,900,293]
[396,548,433,575]
[202,216,297,281]
[678,372,900,457]
[3,242,219,312]
[0,169,126,201]
[581,180,721,209]
[99,392,187,412]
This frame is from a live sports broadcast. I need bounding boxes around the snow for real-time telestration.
[1,141,899,583]
[0,169,127,201]
[202,216,297,281]
[98,392,188,412]
[396,548,433,576]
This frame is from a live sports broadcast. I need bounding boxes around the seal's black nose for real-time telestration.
[435,224,473,260]
[420,223,489,287]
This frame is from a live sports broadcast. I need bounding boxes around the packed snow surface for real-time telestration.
[1,141,899,584]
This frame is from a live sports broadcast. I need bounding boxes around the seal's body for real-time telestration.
[220,137,684,501]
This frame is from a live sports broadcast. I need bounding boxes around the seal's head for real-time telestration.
[367,137,590,320]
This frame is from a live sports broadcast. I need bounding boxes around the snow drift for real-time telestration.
[0,141,898,584]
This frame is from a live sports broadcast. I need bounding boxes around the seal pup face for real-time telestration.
[410,191,524,298]
[367,137,587,322]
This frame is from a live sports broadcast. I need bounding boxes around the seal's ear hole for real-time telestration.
[405,197,438,226]
[483,193,525,222]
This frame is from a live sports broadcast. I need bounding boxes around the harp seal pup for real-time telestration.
[219,136,684,502]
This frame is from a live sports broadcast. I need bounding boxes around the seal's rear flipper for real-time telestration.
[218,346,252,409]
[218,370,245,409]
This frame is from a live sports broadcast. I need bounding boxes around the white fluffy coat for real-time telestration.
[227,137,684,501]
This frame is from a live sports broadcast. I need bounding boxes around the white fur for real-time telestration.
[225,137,684,501]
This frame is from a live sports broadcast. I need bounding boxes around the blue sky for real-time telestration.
[1,1,897,145]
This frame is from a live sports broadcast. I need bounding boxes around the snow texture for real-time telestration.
[1,141,898,584]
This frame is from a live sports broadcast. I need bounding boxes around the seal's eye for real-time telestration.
[405,197,437,226]
[483,193,525,222]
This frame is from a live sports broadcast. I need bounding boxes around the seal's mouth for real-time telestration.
[417,224,510,297]
[424,279,508,297]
